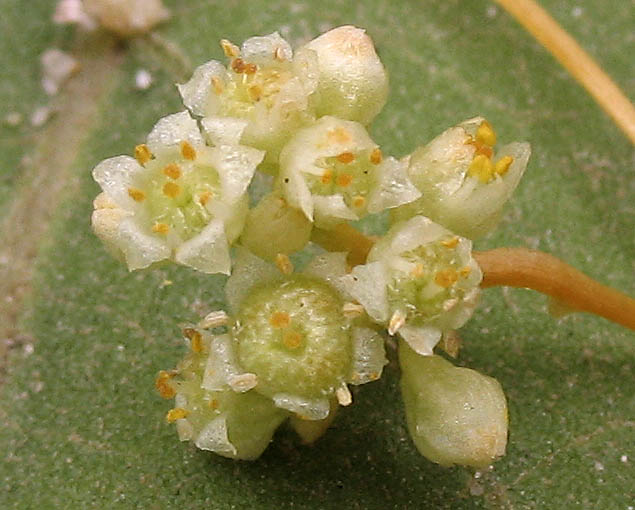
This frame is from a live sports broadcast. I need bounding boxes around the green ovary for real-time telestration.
[386,240,470,323]
[139,157,220,240]
[305,150,377,211]
[235,275,351,399]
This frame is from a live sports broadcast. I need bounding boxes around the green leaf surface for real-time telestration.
[1,1,633,509]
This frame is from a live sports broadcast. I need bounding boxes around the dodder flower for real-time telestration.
[178,32,319,170]
[392,117,531,239]
[92,111,263,273]
[278,116,420,228]
[340,215,482,355]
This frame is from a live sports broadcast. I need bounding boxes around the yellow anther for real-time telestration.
[166,408,189,423]
[435,268,459,288]
[476,120,497,147]
[127,187,146,202]
[459,266,472,278]
[352,196,366,208]
[152,223,170,235]
[155,370,176,399]
[275,253,294,274]
[474,143,494,159]
[220,39,239,58]
[282,330,302,350]
[231,58,247,73]
[269,311,291,329]
[162,181,181,198]
[244,62,258,74]
[336,173,353,187]
[134,144,152,165]
[163,163,181,180]
[441,237,459,249]
[248,84,262,102]
[183,328,204,353]
[180,141,196,161]
[321,169,333,184]
[208,399,219,410]
[327,127,351,144]
[410,263,424,278]
[370,147,383,165]
[494,155,514,176]
[336,152,355,164]
[198,190,213,206]
[468,154,495,183]
[211,76,224,95]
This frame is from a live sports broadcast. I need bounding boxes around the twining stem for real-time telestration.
[311,224,635,330]
[494,0,635,144]
[474,248,635,330]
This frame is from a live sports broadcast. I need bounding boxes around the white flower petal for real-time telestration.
[202,334,242,391]
[303,251,350,294]
[201,116,248,146]
[225,247,281,314]
[195,416,237,456]
[349,327,387,385]
[339,261,389,322]
[174,219,231,274]
[313,194,358,227]
[211,145,264,203]
[92,155,145,208]
[146,111,204,153]
[241,32,292,61]
[398,324,442,356]
[272,394,330,420]
[117,217,171,270]
[177,60,227,116]
[367,156,421,213]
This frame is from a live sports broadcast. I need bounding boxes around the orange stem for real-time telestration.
[473,248,635,330]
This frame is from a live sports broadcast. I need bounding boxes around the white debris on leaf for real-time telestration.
[30,106,54,127]
[41,49,80,96]
[91,111,263,273]
[134,69,153,90]
[4,112,23,127]
[340,215,482,356]
[83,0,170,37]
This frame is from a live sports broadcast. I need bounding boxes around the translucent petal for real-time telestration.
[195,415,238,456]
[92,155,145,209]
[174,218,231,275]
[367,156,421,213]
[177,60,227,116]
[224,247,281,314]
[272,393,330,420]
[313,194,358,227]
[241,32,292,61]
[146,111,204,153]
[339,261,389,322]
[398,324,442,356]
[210,145,264,203]
[117,217,170,270]
[202,334,242,391]
[303,251,349,295]
[201,116,248,146]
[349,327,387,385]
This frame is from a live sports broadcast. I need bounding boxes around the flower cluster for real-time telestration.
[91,26,530,468]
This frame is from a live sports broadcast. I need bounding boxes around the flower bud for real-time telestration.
[399,341,508,468]
[303,25,389,125]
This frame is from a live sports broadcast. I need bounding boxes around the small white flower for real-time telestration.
[178,32,320,170]
[82,0,170,37]
[278,116,420,229]
[340,215,482,355]
[91,111,263,274]
[392,117,531,239]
